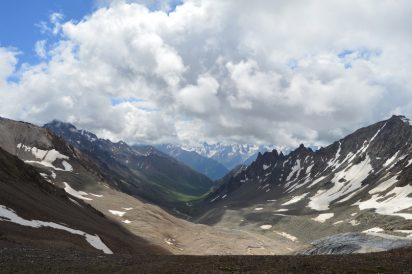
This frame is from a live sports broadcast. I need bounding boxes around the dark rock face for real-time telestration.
[44,120,215,213]
[196,116,412,239]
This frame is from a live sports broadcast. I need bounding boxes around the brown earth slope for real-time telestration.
[0,147,166,255]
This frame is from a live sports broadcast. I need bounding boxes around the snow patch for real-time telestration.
[0,205,112,254]
[260,225,272,230]
[383,151,400,168]
[69,198,82,207]
[306,164,314,175]
[273,231,297,242]
[282,193,309,206]
[308,176,326,188]
[63,182,92,201]
[61,161,73,172]
[326,142,341,170]
[254,207,264,211]
[369,176,398,195]
[355,184,412,220]
[363,227,384,233]
[18,144,73,172]
[312,213,334,223]
[286,160,301,182]
[108,210,126,217]
[336,186,367,203]
[165,238,175,245]
[50,171,57,179]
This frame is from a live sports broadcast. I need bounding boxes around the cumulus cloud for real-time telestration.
[0,48,17,87]
[1,0,412,147]
[177,74,219,114]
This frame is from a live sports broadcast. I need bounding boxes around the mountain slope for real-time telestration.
[156,144,229,180]
[44,121,215,213]
[195,115,412,249]
[0,116,304,255]
[0,146,165,255]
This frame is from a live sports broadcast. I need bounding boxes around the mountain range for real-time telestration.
[0,115,412,260]
[0,117,298,255]
[155,144,229,180]
[155,143,274,180]
[194,115,412,253]
[44,120,216,215]
[179,143,274,170]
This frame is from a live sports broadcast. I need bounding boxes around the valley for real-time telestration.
[1,115,412,272]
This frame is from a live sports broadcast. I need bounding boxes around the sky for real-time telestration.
[1,0,412,148]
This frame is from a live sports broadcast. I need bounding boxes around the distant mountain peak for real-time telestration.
[46,120,77,130]
[176,142,275,170]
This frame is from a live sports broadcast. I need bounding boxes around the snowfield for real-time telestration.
[18,143,73,172]
[308,155,373,211]
[355,184,412,220]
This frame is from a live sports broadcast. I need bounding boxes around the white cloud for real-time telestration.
[0,48,17,88]
[34,40,47,59]
[1,0,412,147]
[177,74,219,114]
[37,12,64,35]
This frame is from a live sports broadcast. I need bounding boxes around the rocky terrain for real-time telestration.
[194,115,412,253]
[0,145,165,255]
[0,116,303,255]
[1,114,412,273]
[1,244,412,273]
[44,120,216,214]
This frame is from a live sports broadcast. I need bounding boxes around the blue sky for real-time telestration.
[0,0,410,146]
[0,0,183,66]
[0,1,95,64]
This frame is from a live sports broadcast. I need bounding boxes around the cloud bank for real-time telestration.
[1,0,412,147]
